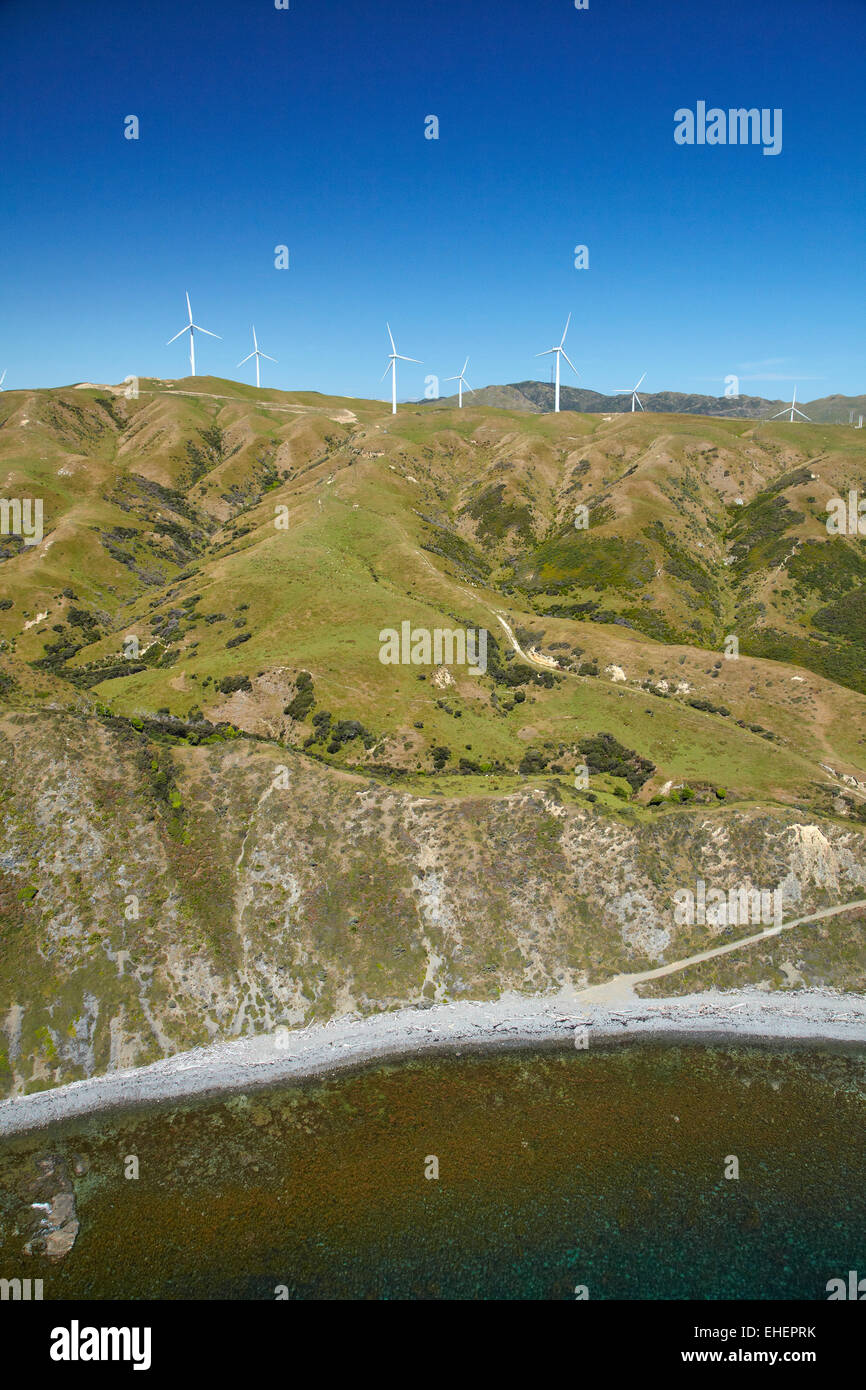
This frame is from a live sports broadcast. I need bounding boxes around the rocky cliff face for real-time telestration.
[2,710,864,1097]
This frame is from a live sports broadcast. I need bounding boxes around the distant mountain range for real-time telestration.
[425,380,866,423]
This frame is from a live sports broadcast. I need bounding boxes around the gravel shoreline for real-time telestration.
[2,988,865,1139]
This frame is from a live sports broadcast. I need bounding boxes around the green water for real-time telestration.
[1,1044,864,1300]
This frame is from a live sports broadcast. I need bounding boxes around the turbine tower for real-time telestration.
[166,292,221,377]
[381,323,420,415]
[536,314,578,413]
[445,357,473,408]
[615,372,646,412]
[237,325,276,389]
[769,386,811,423]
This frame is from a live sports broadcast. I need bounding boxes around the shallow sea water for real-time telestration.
[1,1043,864,1300]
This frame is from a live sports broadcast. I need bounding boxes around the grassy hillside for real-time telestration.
[2,378,865,807]
[1,377,865,1093]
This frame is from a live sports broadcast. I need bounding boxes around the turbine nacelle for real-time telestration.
[237,324,277,388]
[614,373,647,412]
[535,314,578,412]
[768,386,811,423]
[444,357,474,406]
[382,323,421,413]
[166,292,221,377]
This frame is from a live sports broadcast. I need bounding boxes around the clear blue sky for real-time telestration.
[1,0,863,401]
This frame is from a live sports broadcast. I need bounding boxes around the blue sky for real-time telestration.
[1,0,864,400]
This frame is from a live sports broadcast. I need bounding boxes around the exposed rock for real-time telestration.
[21,1155,79,1261]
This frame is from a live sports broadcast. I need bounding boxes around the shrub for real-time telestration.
[284,673,315,721]
[519,749,551,775]
[217,674,252,695]
[578,731,654,791]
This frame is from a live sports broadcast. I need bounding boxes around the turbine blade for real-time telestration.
[185,292,193,321]
[166,327,189,344]
[380,364,392,381]
[192,325,221,339]
[464,381,474,394]
[560,312,572,346]
[396,354,421,363]
[535,348,556,357]
[635,373,647,389]
[636,396,644,411]
[386,323,396,353]
[561,350,579,376]
[461,357,469,375]
[237,352,254,366]
[261,353,277,363]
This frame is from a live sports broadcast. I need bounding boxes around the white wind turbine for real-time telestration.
[769,386,811,423]
[445,357,473,408]
[616,372,647,412]
[166,292,221,377]
[237,325,276,389]
[536,313,578,412]
[381,323,420,414]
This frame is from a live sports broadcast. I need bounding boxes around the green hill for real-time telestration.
[1,376,866,1094]
[3,377,866,797]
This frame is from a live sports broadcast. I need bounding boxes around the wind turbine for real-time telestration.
[237,325,276,389]
[768,386,811,423]
[615,372,647,412]
[381,323,420,414]
[445,357,473,408]
[536,314,578,412]
[166,292,221,377]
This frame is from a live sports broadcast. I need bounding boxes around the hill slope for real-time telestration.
[1,377,865,1095]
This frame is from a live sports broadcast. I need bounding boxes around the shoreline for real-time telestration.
[1,987,865,1139]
